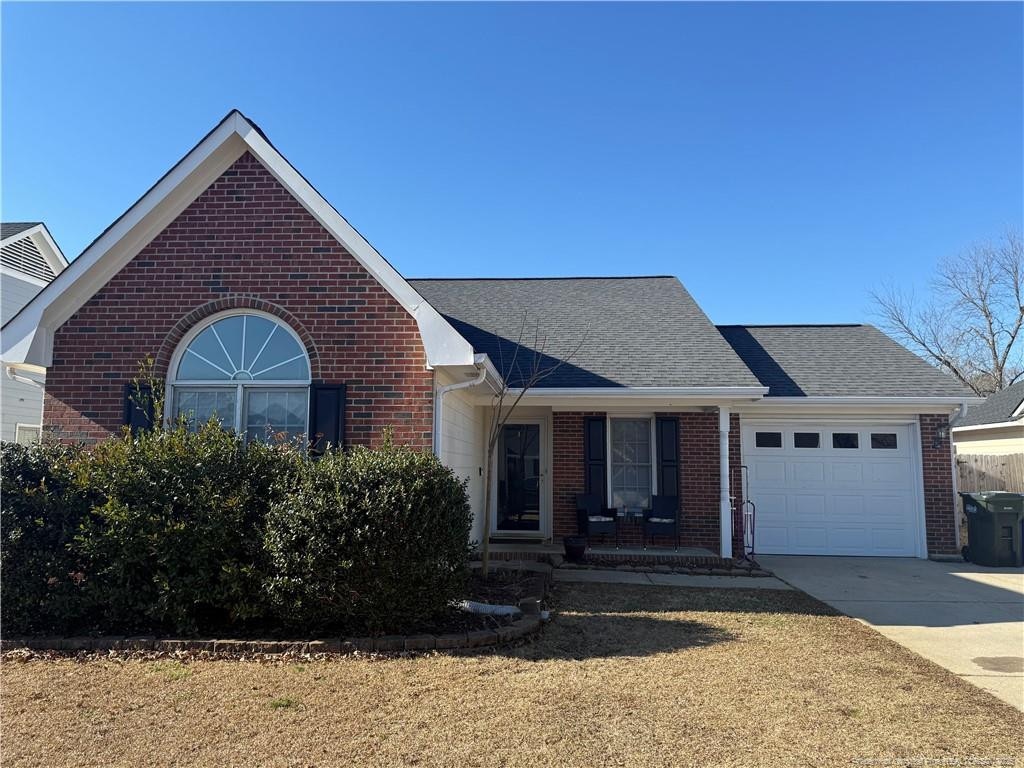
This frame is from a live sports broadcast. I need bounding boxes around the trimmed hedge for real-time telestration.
[264,441,473,634]
[1,426,472,637]
[0,442,93,634]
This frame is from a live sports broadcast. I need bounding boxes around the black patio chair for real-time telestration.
[644,495,679,550]
[576,493,619,549]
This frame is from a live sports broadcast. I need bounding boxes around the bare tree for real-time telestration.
[479,314,587,577]
[872,229,1023,396]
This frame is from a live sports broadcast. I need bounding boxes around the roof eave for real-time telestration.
[1,110,476,369]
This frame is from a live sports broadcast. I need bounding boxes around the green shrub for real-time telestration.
[73,423,301,634]
[263,439,472,634]
[0,441,93,634]
[2,425,472,637]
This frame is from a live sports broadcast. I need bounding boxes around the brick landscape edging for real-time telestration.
[1,563,553,656]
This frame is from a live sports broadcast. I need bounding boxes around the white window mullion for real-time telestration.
[235,383,244,435]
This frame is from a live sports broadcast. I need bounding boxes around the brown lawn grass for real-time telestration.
[2,583,1022,768]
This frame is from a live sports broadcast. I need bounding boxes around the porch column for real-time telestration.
[718,406,732,559]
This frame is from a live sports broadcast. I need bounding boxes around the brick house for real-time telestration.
[2,111,977,560]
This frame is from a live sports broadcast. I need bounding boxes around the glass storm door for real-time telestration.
[496,423,542,533]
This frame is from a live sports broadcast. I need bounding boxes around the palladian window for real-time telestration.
[169,312,311,442]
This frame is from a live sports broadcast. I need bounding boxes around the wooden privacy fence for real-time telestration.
[956,453,1024,494]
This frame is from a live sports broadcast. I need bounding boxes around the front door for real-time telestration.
[495,422,542,533]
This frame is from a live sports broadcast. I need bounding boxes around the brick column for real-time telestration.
[919,413,958,556]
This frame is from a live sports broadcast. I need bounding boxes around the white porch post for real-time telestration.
[718,406,732,559]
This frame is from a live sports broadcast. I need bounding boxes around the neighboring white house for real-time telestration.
[952,381,1024,456]
[1,222,68,443]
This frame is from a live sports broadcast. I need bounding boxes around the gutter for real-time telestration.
[4,362,45,388]
[433,359,488,456]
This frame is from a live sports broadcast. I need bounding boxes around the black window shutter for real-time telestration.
[123,383,154,435]
[583,416,607,501]
[308,383,346,454]
[656,416,679,497]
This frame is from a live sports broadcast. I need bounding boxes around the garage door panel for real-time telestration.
[830,462,863,484]
[828,526,872,552]
[745,422,920,557]
[756,526,791,551]
[831,494,865,520]
[792,527,828,550]
[754,461,786,483]
[755,493,788,520]
[790,461,825,485]
[868,461,912,485]
[870,527,914,555]
[793,494,826,519]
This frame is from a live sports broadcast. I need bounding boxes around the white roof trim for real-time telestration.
[515,386,768,398]
[0,223,68,279]
[752,396,981,406]
[1,110,475,368]
[952,420,1024,434]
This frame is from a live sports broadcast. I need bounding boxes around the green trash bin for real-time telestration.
[959,492,1024,567]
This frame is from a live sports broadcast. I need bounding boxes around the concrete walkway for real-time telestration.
[553,568,792,590]
[760,555,1024,712]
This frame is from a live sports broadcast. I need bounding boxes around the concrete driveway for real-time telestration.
[759,556,1024,711]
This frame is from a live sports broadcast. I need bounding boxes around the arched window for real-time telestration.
[168,312,311,442]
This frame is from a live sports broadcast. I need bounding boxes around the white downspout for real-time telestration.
[719,406,733,559]
[433,363,487,456]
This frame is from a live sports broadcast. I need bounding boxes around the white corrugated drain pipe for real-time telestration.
[433,363,487,456]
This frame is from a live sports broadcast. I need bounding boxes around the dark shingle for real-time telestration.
[1,222,41,240]
[410,277,761,389]
[717,324,973,398]
[954,381,1024,427]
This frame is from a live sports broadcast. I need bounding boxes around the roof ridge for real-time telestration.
[717,323,866,329]
[408,275,677,282]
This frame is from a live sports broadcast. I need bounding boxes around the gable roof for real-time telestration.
[1,222,41,240]
[410,277,763,389]
[0,222,68,284]
[1,110,475,370]
[954,381,1024,427]
[717,324,974,399]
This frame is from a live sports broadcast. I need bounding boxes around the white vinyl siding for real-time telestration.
[1,271,44,325]
[2,268,51,442]
[438,374,486,542]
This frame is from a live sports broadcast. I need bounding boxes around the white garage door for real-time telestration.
[742,423,922,557]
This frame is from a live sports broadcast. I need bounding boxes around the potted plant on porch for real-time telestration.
[563,534,587,563]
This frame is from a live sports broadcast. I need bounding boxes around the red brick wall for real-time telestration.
[919,413,958,556]
[550,411,730,553]
[679,412,723,551]
[44,151,433,449]
[552,411,603,538]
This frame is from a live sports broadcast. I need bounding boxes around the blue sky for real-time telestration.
[2,2,1021,324]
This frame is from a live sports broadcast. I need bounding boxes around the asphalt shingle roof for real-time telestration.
[954,381,1024,427]
[1,222,41,240]
[409,277,762,389]
[717,324,974,398]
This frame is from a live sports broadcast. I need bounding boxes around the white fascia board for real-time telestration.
[735,395,981,417]
[1012,399,1024,419]
[235,116,475,368]
[472,385,768,408]
[2,110,476,369]
[515,386,768,398]
[32,225,69,274]
[952,420,1024,433]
